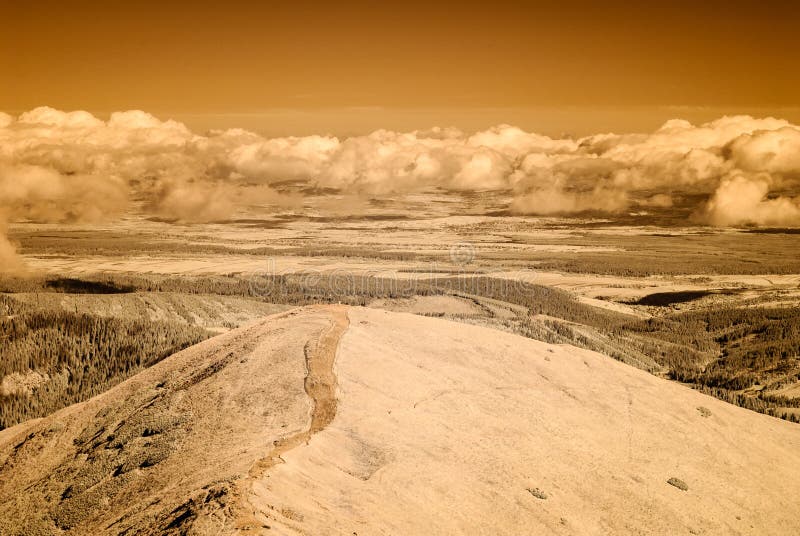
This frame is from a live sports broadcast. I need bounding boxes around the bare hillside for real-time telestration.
[1,306,799,535]
[0,306,344,535]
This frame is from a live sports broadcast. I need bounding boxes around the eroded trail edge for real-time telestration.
[237,305,350,531]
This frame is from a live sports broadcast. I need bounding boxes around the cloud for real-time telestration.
[1,106,800,245]
[0,162,128,271]
[149,182,301,223]
[150,181,236,223]
[0,216,23,273]
[698,174,800,227]
[467,124,577,156]
[230,135,340,183]
[508,155,629,215]
[511,185,629,215]
[729,126,800,176]
[0,163,127,223]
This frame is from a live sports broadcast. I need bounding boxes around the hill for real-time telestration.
[1,306,799,535]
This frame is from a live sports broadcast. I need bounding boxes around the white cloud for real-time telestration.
[699,174,800,227]
[730,126,800,176]
[0,216,22,273]
[1,106,800,262]
[467,124,576,156]
[0,163,127,223]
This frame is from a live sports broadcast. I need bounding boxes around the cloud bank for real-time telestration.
[2,107,800,268]
[0,217,22,273]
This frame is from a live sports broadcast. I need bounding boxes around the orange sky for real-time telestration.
[3,0,799,135]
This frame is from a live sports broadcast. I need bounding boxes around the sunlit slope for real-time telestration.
[253,307,800,535]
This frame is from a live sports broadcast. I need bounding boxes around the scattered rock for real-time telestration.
[697,406,712,418]
[47,421,65,434]
[667,477,689,491]
[527,487,548,500]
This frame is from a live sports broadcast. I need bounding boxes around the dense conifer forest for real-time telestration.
[1,295,209,429]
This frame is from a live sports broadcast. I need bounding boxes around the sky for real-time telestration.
[3,0,800,271]
[3,0,799,135]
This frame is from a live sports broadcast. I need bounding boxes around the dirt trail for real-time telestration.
[237,305,349,532]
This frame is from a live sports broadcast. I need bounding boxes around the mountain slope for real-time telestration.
[0,306,346,535]
[1,306,799,535]
[251,308,800,535]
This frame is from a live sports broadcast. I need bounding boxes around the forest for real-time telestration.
[0,296,209,429]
